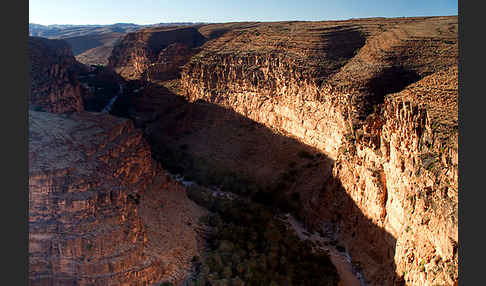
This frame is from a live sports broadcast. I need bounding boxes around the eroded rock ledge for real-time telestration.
[108,26,206,80]
[29,111,205,285]
[180,19,458,286]
[29,37,88,113]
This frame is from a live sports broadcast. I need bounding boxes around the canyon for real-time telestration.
[29,15,458,286]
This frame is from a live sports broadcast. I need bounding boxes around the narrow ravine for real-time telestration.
[102,83,124,113]
[280,215,366,286]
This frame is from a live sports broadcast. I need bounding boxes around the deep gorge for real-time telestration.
[29,16,458,286]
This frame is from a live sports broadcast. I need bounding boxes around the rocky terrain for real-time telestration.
[29,36,88,113]
[29,111,206,285]
[29,35,135,114]
[29,23,142,39]
[106,16,458,286]
[329,65,458,286]
[108,26,206,80]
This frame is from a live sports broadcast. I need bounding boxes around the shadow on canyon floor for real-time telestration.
[111,82,404,285]
[318,26,367,78]
[365,67,421,107]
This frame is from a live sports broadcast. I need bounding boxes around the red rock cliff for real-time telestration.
[29,37,88,113]
[108,26,206,80]
[180,17,458,286]
[29,111,205,285]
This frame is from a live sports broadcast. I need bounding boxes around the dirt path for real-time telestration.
[281,214,366,286]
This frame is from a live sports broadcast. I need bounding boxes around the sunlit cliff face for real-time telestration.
[29,111,207,285]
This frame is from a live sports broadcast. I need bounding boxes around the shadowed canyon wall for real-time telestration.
[108,16,458,286]
[29,36,88,113]
[29,36,126,113]
[108,26,206,80]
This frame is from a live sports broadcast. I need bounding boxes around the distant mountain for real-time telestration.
[29,23,142,38]
[29,22,203,65]
[28,23,201,38]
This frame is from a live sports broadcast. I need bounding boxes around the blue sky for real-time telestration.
[29,0,458,25]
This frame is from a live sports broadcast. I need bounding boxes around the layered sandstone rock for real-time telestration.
[108,26,206,80]
[337,66,458,286]
[29,37,88,113]
[181,17,457,160]
[29,111,205,285]
[321,68,458,286]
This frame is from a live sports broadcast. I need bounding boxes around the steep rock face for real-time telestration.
[321,67,458,285]
[29,111,204,285]
[29,37,88,113]
[181,17,457,160]
[108,27,206,80]
[182,51,349,158]
[177,17,458,286]
[145,43,198,81]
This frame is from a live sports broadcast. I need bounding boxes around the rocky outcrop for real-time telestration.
[108,26,206,80]
[339,66,458,286]
[319,67,458,286]
[181,51,349,158]
[29,111,205,285]
[29,36,88,113]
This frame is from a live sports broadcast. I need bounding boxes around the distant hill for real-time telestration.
[29,23,203,65]
[29,23,141,38]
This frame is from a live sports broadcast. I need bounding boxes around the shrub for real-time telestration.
[298,150,314,159]
[31,105,45,112]
[127,194,140,205]
[291,192,300,202]
[191,198,339,286]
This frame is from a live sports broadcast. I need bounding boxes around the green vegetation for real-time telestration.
[297,150,314,160]
[157,143,307,219]
[31,105,45,112]
[155,138,338,285]
[154,147,253,192]
[127,193,141,205]
[186,186,339,286]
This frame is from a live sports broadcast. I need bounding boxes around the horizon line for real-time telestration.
[28,14,458,27]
